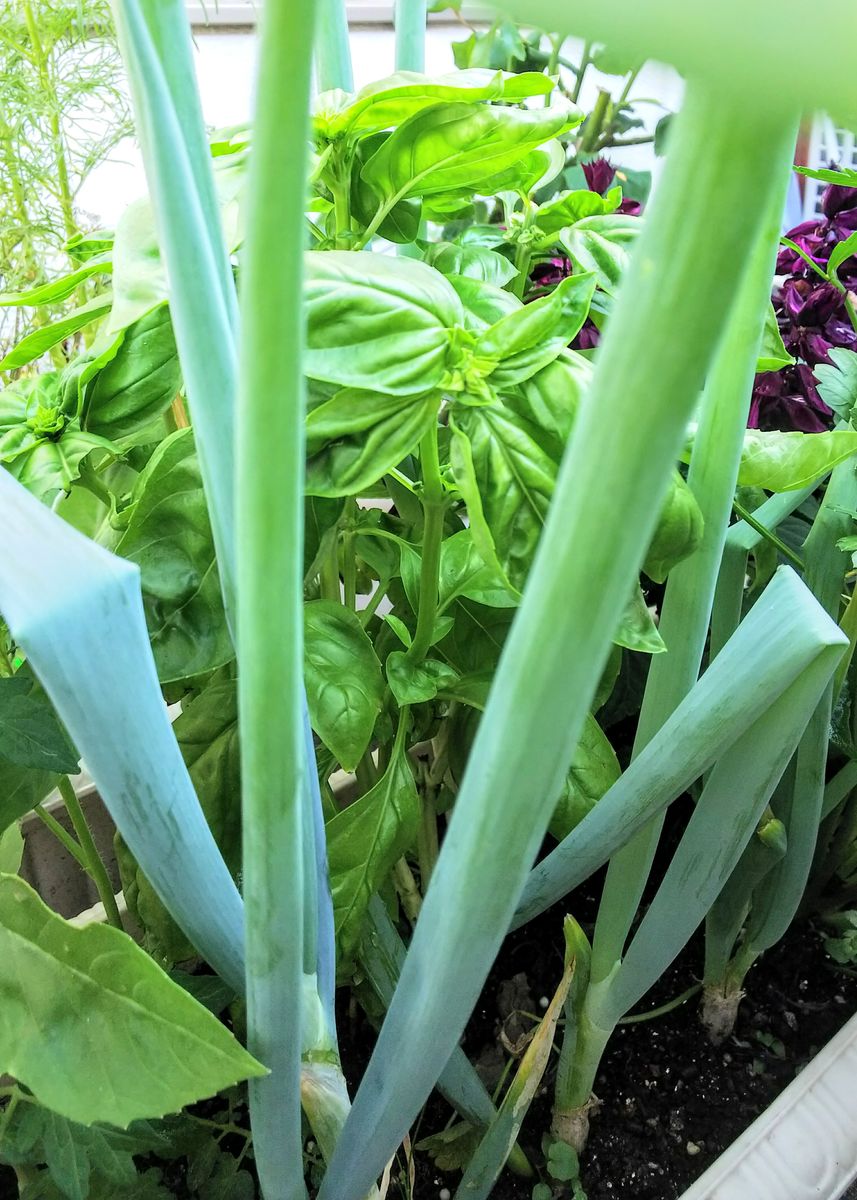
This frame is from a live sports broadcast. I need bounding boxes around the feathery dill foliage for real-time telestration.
[0,0,131,361]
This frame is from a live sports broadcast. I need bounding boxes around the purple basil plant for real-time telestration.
[750,173,857,432]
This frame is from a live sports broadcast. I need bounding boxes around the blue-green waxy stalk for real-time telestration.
[0,469,245,994]
[395,0,427,72]
[319,75,801,1200]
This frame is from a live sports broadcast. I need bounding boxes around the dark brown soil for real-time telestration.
[336,873,857,1200]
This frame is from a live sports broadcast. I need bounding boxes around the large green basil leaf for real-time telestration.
[0,376,119,501]
[452,402,665,652]
[0,761,55,834]
[0,292,114,371]
[314,68,555,139]
[304,251,464,395]
[642,469,704,583]
[438,529,518,610]
[0,873,264,1125]
[548,713,621,840]
[351,133,422,244]
[420,241,517,286]
[474,272,596,387]
[115,428,232,682]
[83,305,182,441]
[446,276,522,331]
[0,674,78,774]
[534,186,623,238]
[361,102,579,204]
[683,426,857,491]
[438,599,513,676]
[559,214,640,295]
[326,741,420,965]
[511,349,591,444]
[450,404,555,595]
[306,387,439,497]
[756,304,794,373]
[119,675,242,965]
[304,600,385,770]
[386,652,459,705]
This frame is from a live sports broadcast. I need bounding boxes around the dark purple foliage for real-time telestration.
[751,170,857,433]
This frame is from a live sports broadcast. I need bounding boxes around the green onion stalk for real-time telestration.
[111,0,350,1181]
[318,77,803,1200]
[547,137,797,1143]
[702,455,857,1038]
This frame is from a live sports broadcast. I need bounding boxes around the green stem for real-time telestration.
[417,782,439,887]
[406,426,445,664]
[570,40,591,105]
[733,499,805,570]
[393,856,422,921]
[33,802,88,870]
[343,518,357,611]
[57,777,123,930]
[359,579,390,626]
[510,201,534,299]
[578,88,611,155]
[320,534,341,602]
[618,982,702,1024]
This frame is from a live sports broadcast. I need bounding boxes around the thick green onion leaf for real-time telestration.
[0,467,245,992]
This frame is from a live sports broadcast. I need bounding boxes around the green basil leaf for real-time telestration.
[351,133,422,245]
[642,469,705,583]
[305,251,464,395]
[420,241,517,286]
[0,293,114,371]
[384,612,413,648]
[534,187,622,238]
[0,412,119,504]
[304,600,385,770]
[83,305,182,441]
[0,762,55,833]
[0,820,23,875]
[306,388,439,497]
[315,68,555,139]
[438,529,517,610]
[756,304,794,373]
[438,600,513,676]
[450,404,557,595]
[683,426,857,491]
[386,652,459,705]
[326,742,420,964]
[116,428,233,682]
[0,873,264,1125]
[548,714,621,840]
[475,272,596,386]
[361,102,579,204]
[446,275,522,332]
[558,214,640,295]
[0,674,79,773]
[815,348,857,422]
[614,586,666,654]
[510,350,590,445]
[829,229,857,281]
